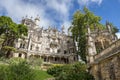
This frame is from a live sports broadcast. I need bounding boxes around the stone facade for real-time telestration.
[87,22,120,80]
[14,17,78,64]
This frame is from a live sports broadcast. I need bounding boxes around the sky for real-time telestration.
[0,0,120,38]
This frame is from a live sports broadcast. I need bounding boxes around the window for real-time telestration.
[67,41,70,43]
[19,43,25,48]
[44,57,47,62]
[55,57,57,61]
[20,43,22,48]
[64,50,67,54]
[37,36,40,41]
[36,46,39,51]
[57,49,61,53]
[30,45,32,50]
[23,44,25,48]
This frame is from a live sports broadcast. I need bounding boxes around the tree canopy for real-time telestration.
[70,7,102,62]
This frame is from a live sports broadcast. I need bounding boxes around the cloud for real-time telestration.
[0,0,54,28]
[0,0,103,34]
[116,33,120,39]
[78,0,103,6]
[0,0,74,31]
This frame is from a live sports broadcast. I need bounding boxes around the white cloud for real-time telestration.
[0,0,73,31]
[0,0,103,34]
[62,21,71,34]
[116,33,120,39]
[78,0,103,6]
[0,0,53,28]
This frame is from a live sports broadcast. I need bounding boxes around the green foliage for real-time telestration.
[8,57,25,64]
[0,61,35,80]
[47,66,63,77]
[28,57,43,69]
[35,70,53,80]
[47,62,94,80]
[0,65,10,80]
[2,46,16,52]
[9,61,35,80]
[0,57,53,80]
[70,7,102,62]
[0,16,28,57]
[0,16,28,38]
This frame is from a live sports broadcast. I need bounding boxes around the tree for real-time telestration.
[70,7,102,62]
[109,22,119,34]
[0,16,28,57]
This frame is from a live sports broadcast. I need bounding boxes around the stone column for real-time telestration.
[100,39,105,49]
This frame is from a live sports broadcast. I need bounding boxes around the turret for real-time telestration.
[34,15,40,28]
[106,21,118,42]
[106,21,112,34]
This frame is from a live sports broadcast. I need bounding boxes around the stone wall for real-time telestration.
[92,53,120,80]
[90,40,120,80]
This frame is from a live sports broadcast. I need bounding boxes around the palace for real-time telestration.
[12,16,120,79]
[13,16,78,64]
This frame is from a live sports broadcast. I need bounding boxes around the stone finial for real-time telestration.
[35,15,40,21]
[34,15,40,27]
[62,25,65,33]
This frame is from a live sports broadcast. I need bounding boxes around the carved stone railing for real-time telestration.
[94,39,120,62]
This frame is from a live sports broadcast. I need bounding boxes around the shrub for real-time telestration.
[0,60,36,80]
[8,57,25,64]
[28,57,42,67]
[0,65,10,80]
[47,62,95,80]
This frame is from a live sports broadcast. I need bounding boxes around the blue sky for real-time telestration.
[0,0,120,37]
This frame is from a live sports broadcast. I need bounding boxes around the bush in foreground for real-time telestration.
[0,57,53,80]
[0,60,35,80]
[47,62,94,80]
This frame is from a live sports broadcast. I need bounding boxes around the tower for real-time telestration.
[87,26,97,63]
[106,22,118,42]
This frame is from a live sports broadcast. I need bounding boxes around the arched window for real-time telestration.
[64,50,67,54]
[20,43,22,48]
[23,44,25,48]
